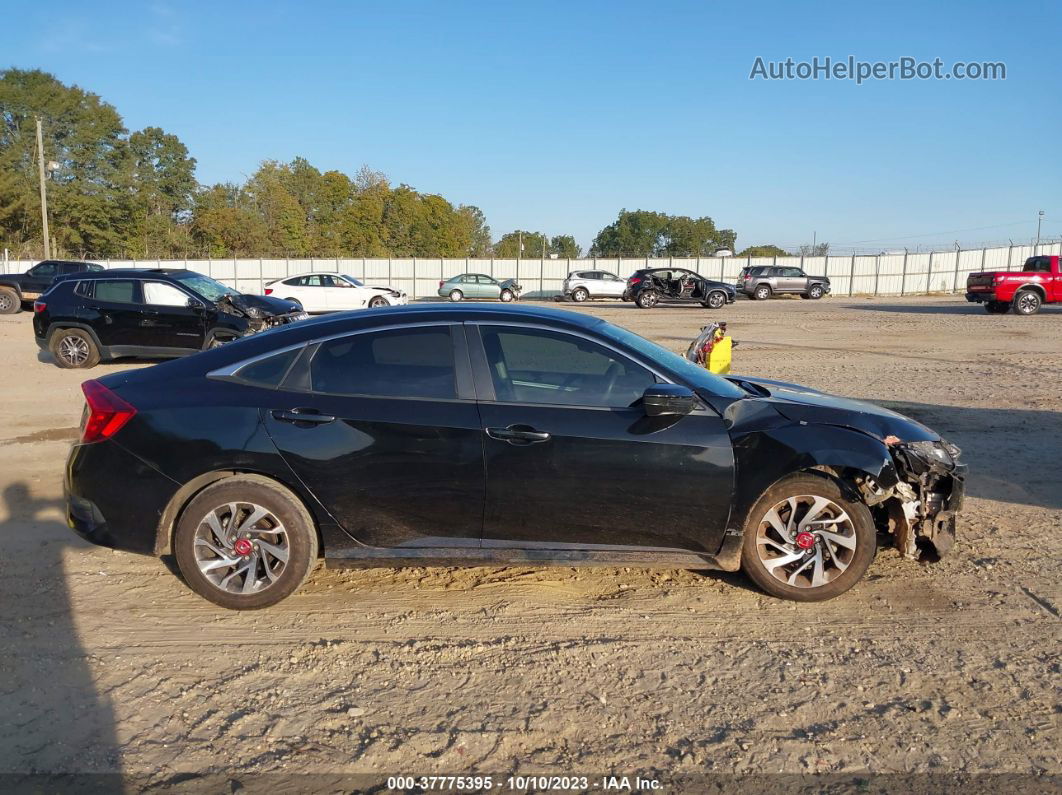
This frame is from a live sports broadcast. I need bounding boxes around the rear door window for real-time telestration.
[92,280,141,304]
[309,326,456,399]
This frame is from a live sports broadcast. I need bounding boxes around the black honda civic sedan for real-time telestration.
[65,304,965,609]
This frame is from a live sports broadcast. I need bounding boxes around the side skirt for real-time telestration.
[324,546,724,570]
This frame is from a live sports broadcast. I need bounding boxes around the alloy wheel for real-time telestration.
[708,291,725,309]
[58,334,90,366]
[192,501,290,595]
[1015,292,1041,315]
[755,495,857,589]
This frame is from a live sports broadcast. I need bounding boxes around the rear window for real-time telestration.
[1023,257,1051,273]
[309,327,455,399]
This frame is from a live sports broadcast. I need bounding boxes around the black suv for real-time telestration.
[34,269,306,368]
[624,268,736,309]
[0,259,103,314]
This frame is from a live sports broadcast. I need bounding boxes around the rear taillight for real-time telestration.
[629,277,642,285]
[439,280,446,288]
[264,288,273,295]
[33,301,46,312]
[993,274,1005,285]
[80,380,137,444]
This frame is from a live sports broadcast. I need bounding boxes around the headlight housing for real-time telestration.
[898,439,960,469]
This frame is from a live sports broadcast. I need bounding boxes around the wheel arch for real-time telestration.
[154,469,326,557]
[1014,283,1047,299]
[715,424,899,568]
[47,322,105,351]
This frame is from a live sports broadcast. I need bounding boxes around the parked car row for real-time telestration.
[557,265,829,308]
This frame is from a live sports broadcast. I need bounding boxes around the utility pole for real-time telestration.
[1036,210,1044,251]
[517,230,522,261]
[36,117,51,259]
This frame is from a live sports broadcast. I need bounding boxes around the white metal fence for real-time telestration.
[6,242,1061,300]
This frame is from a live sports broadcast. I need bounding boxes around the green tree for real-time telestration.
[0,68,133,256]
[590,209,736,257]
[126,126,197,257]
[550,234,581,258]
[738,244,789,258]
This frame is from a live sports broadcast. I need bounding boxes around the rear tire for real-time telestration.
[635,290,659,309]
[740,474,876,602]
[0,287,19,314]
[1012,290,1042,316]
[448,289,464,302]
[571,287,589,302]
[753,285,772,301]
[50,328,100,369]
[173,475,319,610]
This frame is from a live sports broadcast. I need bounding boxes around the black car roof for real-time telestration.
[53,268,194,282]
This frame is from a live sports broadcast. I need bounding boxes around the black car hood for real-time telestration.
[725,375,938,443]
[224,293,301,315]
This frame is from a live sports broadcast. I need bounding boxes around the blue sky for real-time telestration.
[6,0,1060,252]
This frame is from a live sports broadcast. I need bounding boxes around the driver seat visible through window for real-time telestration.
[479,326,654,408]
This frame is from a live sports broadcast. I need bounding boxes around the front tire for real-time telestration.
[571,287,589,303]
[173,475,319,610]
[635,290,659,309]
[50,328,100,369]
[448,289,464,302]
[740,474,876,602]
[368,296,388,308]
[0,287,19,314]
[807,284,824,300]
[1013,290,1042,316]
[500,289,515,302]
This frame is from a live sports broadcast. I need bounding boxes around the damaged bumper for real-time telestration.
[875,441,966,561]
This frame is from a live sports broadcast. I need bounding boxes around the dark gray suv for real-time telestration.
[738,266,830,300]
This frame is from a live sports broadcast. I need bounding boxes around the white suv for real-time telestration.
[562,270,628,302]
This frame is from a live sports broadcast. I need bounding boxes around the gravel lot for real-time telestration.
[0,295,1059,789]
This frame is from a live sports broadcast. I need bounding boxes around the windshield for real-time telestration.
[342,275,365,286]
[597,322,746,399]
[171,272,240,301]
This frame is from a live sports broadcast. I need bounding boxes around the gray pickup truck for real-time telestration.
[737,265,831,300]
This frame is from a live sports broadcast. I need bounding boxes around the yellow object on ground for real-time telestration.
[707,335,732,374]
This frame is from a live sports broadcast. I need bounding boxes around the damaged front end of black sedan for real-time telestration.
[718,376,966,565]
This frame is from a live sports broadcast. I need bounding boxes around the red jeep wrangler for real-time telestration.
[966,255,1061,315]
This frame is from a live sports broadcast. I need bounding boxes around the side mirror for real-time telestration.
[642,384,696,417]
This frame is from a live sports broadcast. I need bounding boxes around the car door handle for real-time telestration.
[485,425,551,444]
[272,409,336,425]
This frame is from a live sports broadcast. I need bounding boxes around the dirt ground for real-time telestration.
[0,295,1059,790]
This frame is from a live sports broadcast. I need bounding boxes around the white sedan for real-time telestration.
[263,273,408,312]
